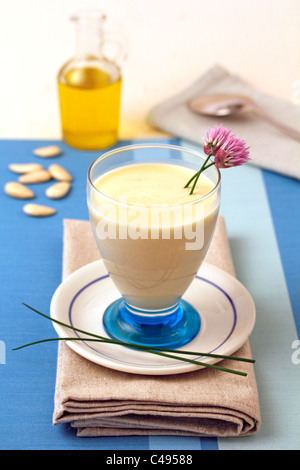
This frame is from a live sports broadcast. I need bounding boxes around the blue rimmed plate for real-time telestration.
[50,260,256,375]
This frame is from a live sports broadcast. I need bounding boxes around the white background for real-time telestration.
[0,0,299,139]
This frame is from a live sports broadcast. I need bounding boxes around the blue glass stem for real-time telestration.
[102,299,201,349]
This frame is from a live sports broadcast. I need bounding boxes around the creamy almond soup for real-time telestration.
[88,162,219,310]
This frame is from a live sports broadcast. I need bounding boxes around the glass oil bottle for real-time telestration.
[57,10,125,150]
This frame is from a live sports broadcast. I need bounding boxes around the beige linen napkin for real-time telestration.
[148,64,300,180]
[53,217,261,437]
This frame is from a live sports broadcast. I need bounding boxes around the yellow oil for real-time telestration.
[58,66,122,150]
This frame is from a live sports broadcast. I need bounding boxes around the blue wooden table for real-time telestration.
[0,138,299,450]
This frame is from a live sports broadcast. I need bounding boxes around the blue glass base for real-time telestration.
[102,299,201,349]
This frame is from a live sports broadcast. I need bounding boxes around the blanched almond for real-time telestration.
[23,203,56,217]
[9,163,43,174]
[4,182,35,199]
[48,164,72,182]
[33,145,61,158]
[46,181,71,199]
[18,169,51,184]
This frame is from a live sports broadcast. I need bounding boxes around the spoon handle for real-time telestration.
[252,103,300,141]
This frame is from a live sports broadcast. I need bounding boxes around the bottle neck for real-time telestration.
[75,21,104,60]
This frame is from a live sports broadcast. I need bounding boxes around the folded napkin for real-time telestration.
[53,217,261,437]
[148,64,300,180]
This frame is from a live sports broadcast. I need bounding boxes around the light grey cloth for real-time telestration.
[148,65,300,180]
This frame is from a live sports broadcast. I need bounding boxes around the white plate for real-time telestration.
[50,260,256,375]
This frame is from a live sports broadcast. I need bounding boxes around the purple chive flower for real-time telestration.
[204,124,250,168]
[213,132,251,168]
[203,124,232,156]
[186,125,251,194]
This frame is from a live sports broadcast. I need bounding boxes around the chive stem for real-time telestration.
[13,336,248,376]
[184,154,212,188]
[184,154,216,195]
[14,303,255,377]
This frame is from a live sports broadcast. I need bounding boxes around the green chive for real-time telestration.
[12,303,255,377]
[184,153,214,195]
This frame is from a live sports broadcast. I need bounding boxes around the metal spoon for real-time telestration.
[188,93,300,141]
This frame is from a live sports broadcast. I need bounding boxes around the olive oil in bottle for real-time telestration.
[57,10,124,150]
